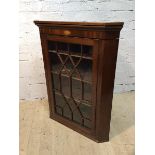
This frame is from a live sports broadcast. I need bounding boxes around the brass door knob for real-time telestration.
[63,30,71,35]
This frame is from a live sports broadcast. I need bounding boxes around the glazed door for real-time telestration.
[45,35,98,132]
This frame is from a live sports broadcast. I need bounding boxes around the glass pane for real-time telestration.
[57,42,68,53]
[48,41,56,51]
[79,103,92,120]
[54,93,65,107]
[49,40,93,129]
[84,119,91,128]
[48,41,92,58]
[67,98,77,111]
[73,109,83,124]
[63,105,72,119]
[54,93,65,115]
[49,52,62,72]
[70,43,81,56]
[69,43,92,58]
[83,45,92,57]
[84,83,92,102]
[73,59,92,82]
[61,75,70,96]
[56,106,63,115]
[72,79,82,100]
[63,57,74,73]
[52,73,59,90]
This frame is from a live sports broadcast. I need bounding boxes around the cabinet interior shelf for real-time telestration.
[53,90,92,107]
[49,50,92,60]
[51,71,92,85]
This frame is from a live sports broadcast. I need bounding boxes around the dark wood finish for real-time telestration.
[34,21,123,142]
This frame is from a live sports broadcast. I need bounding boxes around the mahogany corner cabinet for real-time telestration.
[34,21,124,142]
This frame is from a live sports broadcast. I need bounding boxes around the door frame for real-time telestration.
[40,34,99,137]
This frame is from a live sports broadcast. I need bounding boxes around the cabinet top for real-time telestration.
[34,21,124,29]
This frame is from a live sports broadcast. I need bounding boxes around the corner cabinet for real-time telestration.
[34,21,123,142]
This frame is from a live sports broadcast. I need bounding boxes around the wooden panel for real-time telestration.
[46,35,95,45]
[34,20,124,28]
[96,39,120,141]
[39,27,121,39]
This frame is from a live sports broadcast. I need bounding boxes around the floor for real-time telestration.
[20,92,135,155]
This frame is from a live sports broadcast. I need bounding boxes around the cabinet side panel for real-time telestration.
[39,32,55,115]
[96,38,120,142]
